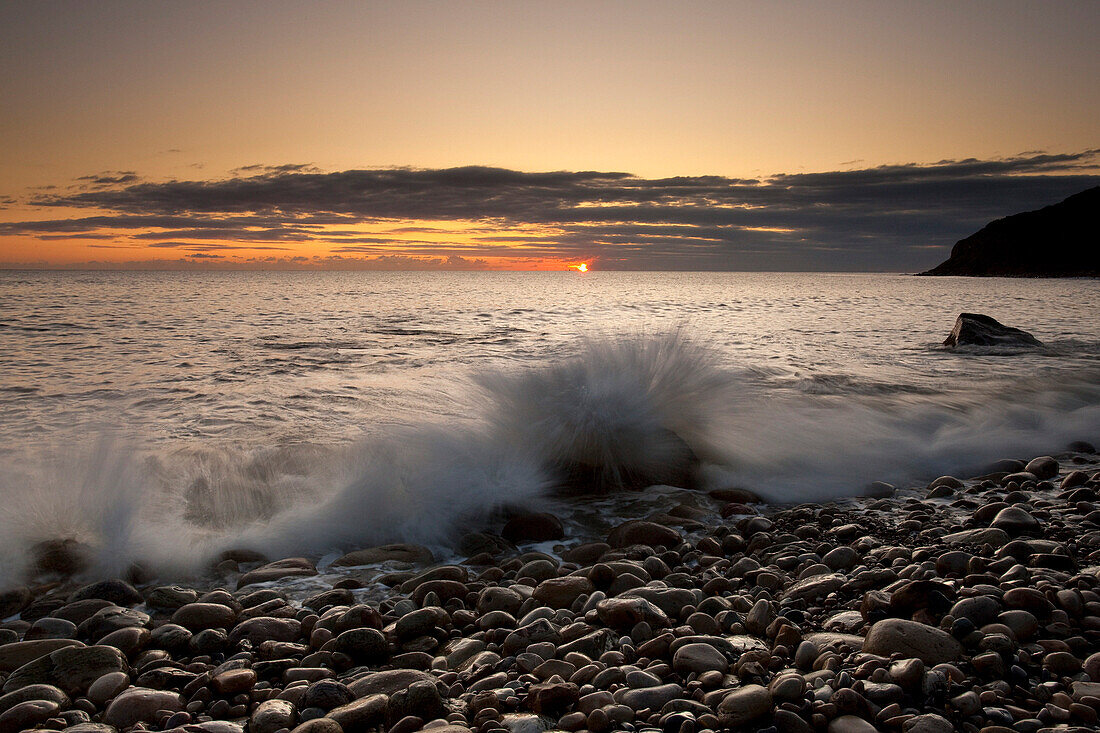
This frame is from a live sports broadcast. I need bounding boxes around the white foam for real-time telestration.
[1,331,1097,588]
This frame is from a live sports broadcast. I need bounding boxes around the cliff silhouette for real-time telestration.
[923,186,1098,277]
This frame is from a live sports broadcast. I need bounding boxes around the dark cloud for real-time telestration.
[145,242,291,251]
[231,163,322,175]
[8,151,1100,270]
[76,171,141,186]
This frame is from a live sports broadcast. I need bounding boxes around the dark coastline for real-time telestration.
[922,187,1099,278]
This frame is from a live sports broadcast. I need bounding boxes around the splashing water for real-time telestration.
[1,328,1097,588]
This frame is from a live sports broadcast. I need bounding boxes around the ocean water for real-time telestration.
[1,271,1098,585]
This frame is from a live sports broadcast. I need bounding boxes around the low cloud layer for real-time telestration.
[4,150,1098,270]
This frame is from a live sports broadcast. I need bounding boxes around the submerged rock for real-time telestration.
[555,428,699,493]
[501,513,565,544]
[942,313,1042,347]
[29,538,91,577]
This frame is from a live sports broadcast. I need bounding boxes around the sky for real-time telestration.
[1,0,1097,271]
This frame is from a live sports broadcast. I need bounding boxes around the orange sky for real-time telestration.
[1,1,1097,270]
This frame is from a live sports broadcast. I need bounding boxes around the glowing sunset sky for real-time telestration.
[1,1,1097,270]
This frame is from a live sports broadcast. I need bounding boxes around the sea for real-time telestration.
[1,270,1098,587]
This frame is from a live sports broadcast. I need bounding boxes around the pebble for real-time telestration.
[990,507,1040,535]
[0,640,84,673]
[717,685,772,727]
[86,671,129,706]
[102,687,182,728]
[172,602,238,631]
[2,645,126,696]
[863,619,963,665]
[827,715,879,733]
[0,450,1094,733]
[671,642,727,674]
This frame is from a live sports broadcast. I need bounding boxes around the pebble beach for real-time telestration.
[2,445,1100,733]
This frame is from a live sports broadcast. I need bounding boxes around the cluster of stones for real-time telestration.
[0,448,1098,733]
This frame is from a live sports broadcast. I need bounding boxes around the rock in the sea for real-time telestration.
[457,532,515,557]
[863,619,963,665]
[942,313,1042,347]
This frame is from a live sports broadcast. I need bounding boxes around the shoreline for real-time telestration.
[0,445,1098,733]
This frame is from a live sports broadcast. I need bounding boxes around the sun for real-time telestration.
[570,262,589,272]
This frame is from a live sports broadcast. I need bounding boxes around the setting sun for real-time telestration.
[571,263,589,272]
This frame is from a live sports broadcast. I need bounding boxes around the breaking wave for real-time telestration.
[1,330,1098,588]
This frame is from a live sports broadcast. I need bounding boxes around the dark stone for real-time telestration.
[303,588,355,612]
[525,680,579,714]
[30,539,90,576]
[0,588,31,619]
[330,628,388,664]
[77,606,150,640]
[606,520,681,549]
[554,428,699,493]
[942,313,1042,348]
[501,513,565,543]
[889,580,955,617]
[457,532,515,558]
[385,681,445,726]
[299,680,353,711]
[70,580,143,607]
